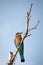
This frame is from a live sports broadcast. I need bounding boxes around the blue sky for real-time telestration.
[0,0,43,65]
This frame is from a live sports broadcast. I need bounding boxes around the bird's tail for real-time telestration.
[20,55,25,62]
[19,49,25,62]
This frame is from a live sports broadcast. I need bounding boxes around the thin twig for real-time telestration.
[29,21,40,32]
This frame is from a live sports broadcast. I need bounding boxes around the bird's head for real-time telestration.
[15,32,23,37]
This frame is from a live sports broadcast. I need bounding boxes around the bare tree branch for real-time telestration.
[27,3,33,18]
[7,3,39,65]
[28,20,40,32]
[7,3,33,65]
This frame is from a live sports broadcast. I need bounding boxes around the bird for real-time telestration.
[14,32,25,62]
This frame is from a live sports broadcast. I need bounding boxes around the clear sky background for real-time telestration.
[0,0,43,65]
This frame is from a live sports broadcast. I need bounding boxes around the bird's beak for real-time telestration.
[20,32,23,34]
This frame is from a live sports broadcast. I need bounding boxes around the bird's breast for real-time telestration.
[16,37,21,43]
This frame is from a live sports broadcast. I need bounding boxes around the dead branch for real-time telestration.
[8,4,39,65]
[7,3,40,65]
[7,3,33,65]
[23,20,40,38]
[28,20,40,32]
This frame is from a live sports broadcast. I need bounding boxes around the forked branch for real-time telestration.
[7,3,39,65]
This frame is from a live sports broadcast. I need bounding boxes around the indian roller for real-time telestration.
[14,32,25,62]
